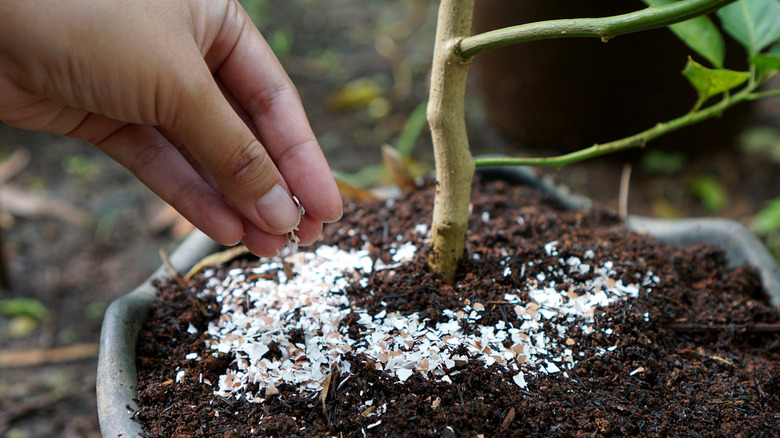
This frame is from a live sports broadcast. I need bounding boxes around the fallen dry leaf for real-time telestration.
[334,177,379,202]
[0,343,98,368]
[501,407,516,431]
[329,78,382,111]
[0,185,90,226]
[0,149,31,184]
[381,144,417,193]
[319,363,337,416]
[184,245,250,280]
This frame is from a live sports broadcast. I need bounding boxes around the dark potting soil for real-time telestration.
[134,177,780,437]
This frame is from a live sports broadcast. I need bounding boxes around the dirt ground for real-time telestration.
[1,1,779,437]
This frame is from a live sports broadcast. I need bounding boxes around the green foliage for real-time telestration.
[63,155,102,181]
[641,0,725,67]
[755,197,780,234]
[330,78,383,111]
[396,101,428,159]
[269,26,295,57]
[682,58,750,110]
[0,298,48,320]
[750,44,780,74]
[755,198,780,261]
[738,126,780,162]
[717,0,780,56]
[639,150,687,175]
[750,53,780,73]
[686,174,728,213]
[238,0,270,27]
[86,301,107,320]
[335,101,431,188]
[333,165,387,188]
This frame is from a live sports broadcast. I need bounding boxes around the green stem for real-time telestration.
[747,88,780,100]
[458,0,738,59]
[475,82,759,169]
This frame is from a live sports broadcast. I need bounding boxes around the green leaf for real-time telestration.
[749,44,780,73]
[717,0,780,56]
[755,197,780,234]
[687,174,729,214]
[0,298,48,320]
[269,26,294,57]
[329,78,383,111]
[640,0,725,67]
[682,57,750,107]
[639,150,687,175]
[333,165,387,188]
[750,53,780,72]
[396,101,428,159]
[738,126,780,163]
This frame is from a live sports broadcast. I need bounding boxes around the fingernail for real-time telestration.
[256,184,301,233]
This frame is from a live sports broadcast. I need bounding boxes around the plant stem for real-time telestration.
[474,81,761,169]
[747,88,780,100]
[427,0,475,282]
[458,0,738,59]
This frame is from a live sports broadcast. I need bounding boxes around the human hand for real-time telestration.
[0,0,342,256]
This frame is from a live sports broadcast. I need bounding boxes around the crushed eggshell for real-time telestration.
[192,235,657,405]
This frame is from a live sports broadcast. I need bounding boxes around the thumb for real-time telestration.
[163,67,301,236]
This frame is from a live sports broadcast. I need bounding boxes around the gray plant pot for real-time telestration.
[97,231,220,438]
[96,167,780,437]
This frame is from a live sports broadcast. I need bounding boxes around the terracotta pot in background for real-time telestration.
[471,0,752,152]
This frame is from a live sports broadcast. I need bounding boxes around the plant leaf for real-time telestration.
[738,126,780,163]
[640,0,725,67]
[682,57,750,105]
[334,177,379,202]
[381,144,417,193]
[686,174,728,213]
[717,0,780,56]
[184,245,251,280]
[755,197,780,234]
[333,165,387,188]
[639,150,687,175]
[329,78,383,111]
[750,53,780,72]
[749,43,780,73]
[396,101,428,159]
[0,298,48,320]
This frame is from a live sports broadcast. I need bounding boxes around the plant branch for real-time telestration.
[747,88,780,100]
[475,81,760,169]
[458,0,738,59]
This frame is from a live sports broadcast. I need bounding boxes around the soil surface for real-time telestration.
[135,177,780,437]
[2,0,780,436]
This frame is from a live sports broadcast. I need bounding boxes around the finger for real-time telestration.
[91,122,245,246]
[213,78,325,246]
[159,82,327,250]
[158,76,264,197]
[161,53,303,236]
[18,106,246,246]
[208,11,342,224]
[242,213,324,257]
[295,215,324,246]
[241,218,287,257]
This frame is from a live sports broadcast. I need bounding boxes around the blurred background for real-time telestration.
[1,0,779,436]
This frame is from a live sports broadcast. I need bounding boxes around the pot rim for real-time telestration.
[96,230,220,438]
